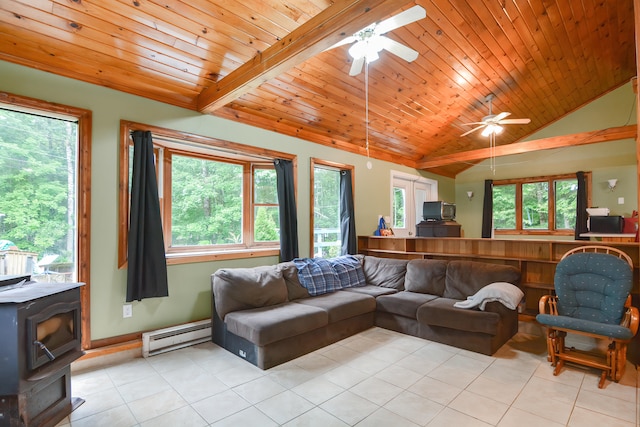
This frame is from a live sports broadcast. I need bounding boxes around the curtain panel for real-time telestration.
[274,159,299,262]
[339,169,357,255]
[575,171,589,240]
[481,179,493,238]
[126,131,169,302]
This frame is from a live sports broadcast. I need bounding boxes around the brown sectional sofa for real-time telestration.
[211,255,522,369]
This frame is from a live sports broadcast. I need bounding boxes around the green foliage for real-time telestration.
[255,206,279,242]
[522,182,548,229]
[554,180,577,229]
[393,187,406,228]
[313,167,341,256]
[254,168,278,204]
[0,109,76,262]
[313,168,340,229]
[493,184,516,229]
[170,155,243,246]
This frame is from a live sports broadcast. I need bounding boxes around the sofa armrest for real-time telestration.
[482,300,518,317]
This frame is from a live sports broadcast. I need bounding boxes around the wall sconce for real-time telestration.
[608,179,618,192]
[467,191,474,201]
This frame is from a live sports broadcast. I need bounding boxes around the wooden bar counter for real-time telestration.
[357,236,639,319]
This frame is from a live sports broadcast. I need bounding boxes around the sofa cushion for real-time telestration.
[293,258,340,296]
[444,261,521,301]
[294,290,375,323]
[225,302,328,346]
[342,285,398,297]
[328,255,367,288]
[376,292,439,318]
[417,297,501,335]
[277,262,311,300]
[213,266,288,320]
[404,259,448,295]
[362,256,409,290]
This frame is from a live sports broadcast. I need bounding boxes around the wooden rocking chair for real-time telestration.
[537,246,639,388]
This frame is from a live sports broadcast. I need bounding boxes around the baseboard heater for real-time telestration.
[142,319,211,357]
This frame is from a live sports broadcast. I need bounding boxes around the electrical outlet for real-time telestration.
[618,197,624,205]
[123,304,132,318]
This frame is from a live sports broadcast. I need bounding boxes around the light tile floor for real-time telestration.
[57,322,639,427]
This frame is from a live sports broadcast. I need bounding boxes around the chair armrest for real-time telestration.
[538,295,558,315]
[623,306,639,336]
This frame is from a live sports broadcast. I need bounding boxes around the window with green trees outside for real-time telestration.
[492,173,589,235]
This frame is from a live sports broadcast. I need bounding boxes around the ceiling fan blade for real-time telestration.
[349,56,365,76]
[498,118,531,125]
[462,121,488,126]
[493,111,511,121]
[461,124,486,137]
[375,5,426,35]
[325,35,357,51]
[379,36,419,62]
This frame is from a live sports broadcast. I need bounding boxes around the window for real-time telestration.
[119,121,295,266]
[492,173,590,235]
[0,94,91,347]
[391,172,437,237]
[252,166,279,243]
[310,159,354,258]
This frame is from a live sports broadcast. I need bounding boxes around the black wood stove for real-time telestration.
[0,281,84,427]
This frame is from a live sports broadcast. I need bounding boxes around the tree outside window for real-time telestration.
[393,187,406,229]
[313,166,340,258]
[0,108,78,282]
[253,167,279,242]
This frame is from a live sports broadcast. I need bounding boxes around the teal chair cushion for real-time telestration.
[536,313,633,340]
[554,252,632,325]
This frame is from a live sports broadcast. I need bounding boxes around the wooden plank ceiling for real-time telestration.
[0,0,635,177]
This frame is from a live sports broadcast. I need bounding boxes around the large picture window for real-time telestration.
[492,173,590,235]
[118,121,295,266]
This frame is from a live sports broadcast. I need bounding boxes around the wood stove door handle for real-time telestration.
[33,340,56,361]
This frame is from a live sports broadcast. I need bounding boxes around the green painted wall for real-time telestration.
[0,60,451,340]
[455,82,638,238]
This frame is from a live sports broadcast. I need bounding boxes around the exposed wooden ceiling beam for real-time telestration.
[416,125,637,169]
[197,0,411,113]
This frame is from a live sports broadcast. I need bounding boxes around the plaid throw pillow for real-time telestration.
[329,255,366,288]
[293,258,340,296]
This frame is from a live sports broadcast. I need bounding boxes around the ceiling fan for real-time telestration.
[461,94,531,173]
[461,94,531,137]
[326,5,427,76]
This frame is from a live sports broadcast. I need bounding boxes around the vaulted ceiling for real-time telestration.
[0,0,636,176]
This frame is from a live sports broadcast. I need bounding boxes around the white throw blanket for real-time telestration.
[453,282,524,311]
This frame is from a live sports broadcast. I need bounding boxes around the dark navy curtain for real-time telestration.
[575,171,589,240]
[339,169,357,255]
[481,179,493,238]
[274,159,299,261]
[126,131,168,302]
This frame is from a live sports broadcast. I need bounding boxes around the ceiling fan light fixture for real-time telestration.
[330,5,426,76]
[348,37,384,63]
[480,124,503,137]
